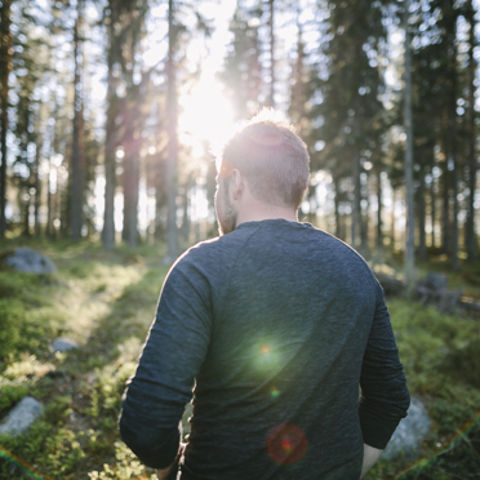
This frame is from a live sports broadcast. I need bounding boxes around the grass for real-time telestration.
[0,238,479,479]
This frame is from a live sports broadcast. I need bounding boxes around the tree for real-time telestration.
[0,0,13,237]
[222,1,264,119]
[313,0,387,250]
[267,0,275,107]
[165,0,179,260]
[465,0,477,261]
[404,0,415,287]
[70,0,86,240]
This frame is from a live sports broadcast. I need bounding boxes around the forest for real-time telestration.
[0,0,479,479]
[0,0,477,265]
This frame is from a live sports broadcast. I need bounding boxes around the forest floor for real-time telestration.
[0,238,479,479]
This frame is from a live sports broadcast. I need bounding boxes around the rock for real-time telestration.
[51,337,79,353]
[382,397,431,460]
[5,247,56,274]
[420,273,448,292]
[0,396,44,436]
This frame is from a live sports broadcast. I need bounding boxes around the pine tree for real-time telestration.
[70,0,86,240]
[0,0,13,237]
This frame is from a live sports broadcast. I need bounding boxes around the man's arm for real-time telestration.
[119,255,211,470]
[359,281,410,453]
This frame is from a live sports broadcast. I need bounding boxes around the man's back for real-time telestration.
[120,219,409,479]
[184,219,376,479]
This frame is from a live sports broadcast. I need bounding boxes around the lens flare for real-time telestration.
[260,344,271,355]
[270,387,280,399]
[266,423,308,465]
[0,445,53,479]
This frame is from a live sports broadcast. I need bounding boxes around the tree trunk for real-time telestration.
[351,156,361,248]
[466,0,477,261]
[102,2,117,250]
[166,0,179,261]
[404,0,415,287]
[417,167,427,261]
[70,0,85,241]
[33,137,42,237]
[333,178,341,239]
[268,0,275,107]
[376,168,383,248]
[390,188,396,250]
[0,0,12,238]
[446,1,459,271]
[122,148,140,247]
[181,181,190,244]
[46,152,53,238]
[23,196,30,237]
[360,173,368,250]
[429,151,436,249]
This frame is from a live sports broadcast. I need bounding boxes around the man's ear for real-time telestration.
[230,169,244,201]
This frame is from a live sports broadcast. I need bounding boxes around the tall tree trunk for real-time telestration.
[333,178,341,239]
[466,0,477,261]
[102,2,117,249]
[268,0,275,107]
[429,150,436,249]
[360,174,368,250]
[70,0,85,240]
[390,188,396,250]
[181,181,190,244]
[376,168,383,248]
[0,0,12,238]
[47,152,53,238]
[33,137,42,237]
[23,197,30,237]
[166,0,178,261]
[441,135,450,254]
[430,174,436,249]
[446,1,459,271]
[351,156,361,248]
[122,145,140,247]
[417,167,427,261]
[404,0,415,287]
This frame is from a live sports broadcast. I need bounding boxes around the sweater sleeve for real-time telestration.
[359,282,410,449]
[119,255,212,468]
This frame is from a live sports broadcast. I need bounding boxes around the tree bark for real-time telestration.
[333,178,341,239]
[429,151,436,249]
[166,0,179,261]
[70,0,85,240]
[466,0,477,261]
[268,0,275,107]
[446,0,459,271]
[417,167,426,261]
[390,188,396,250]
[404,0,415,287]
[0,0,12,238]
[376,168,383,248]
[351,156,361,248]
[102,1,117,250]
[33,136,42,237]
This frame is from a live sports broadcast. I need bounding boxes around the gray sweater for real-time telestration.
[120,219,410,479]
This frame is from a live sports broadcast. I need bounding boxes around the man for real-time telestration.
[119,111,410,479]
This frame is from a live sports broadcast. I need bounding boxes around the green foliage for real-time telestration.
[87,441,154,480]
[0,381,29,416]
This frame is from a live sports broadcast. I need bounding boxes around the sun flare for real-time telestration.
[179,73,237,158]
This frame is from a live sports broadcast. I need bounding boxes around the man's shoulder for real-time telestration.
[172,230,248,272]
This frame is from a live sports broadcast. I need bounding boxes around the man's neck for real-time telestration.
[235,204,298,228]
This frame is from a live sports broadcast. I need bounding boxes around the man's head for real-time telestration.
[215,110,310,235]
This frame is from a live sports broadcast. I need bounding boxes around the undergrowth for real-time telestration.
[0,239,479,479]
